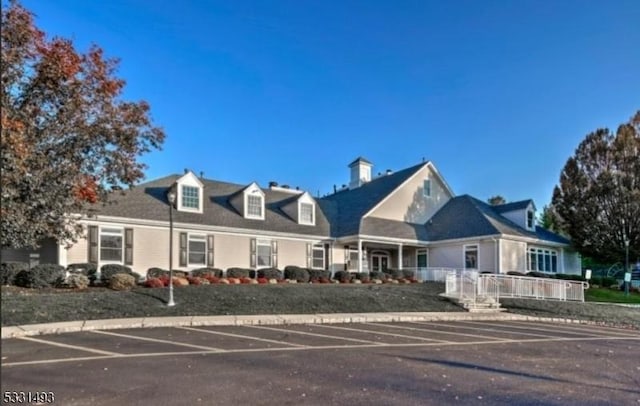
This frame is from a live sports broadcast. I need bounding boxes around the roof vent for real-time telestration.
[268,181,278,188]
[386,169,393,175]
[281,184,290,189]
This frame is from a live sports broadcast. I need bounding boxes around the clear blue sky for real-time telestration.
[22,0,640,209]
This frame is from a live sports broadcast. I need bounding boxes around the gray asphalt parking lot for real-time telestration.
[2,321,640,405]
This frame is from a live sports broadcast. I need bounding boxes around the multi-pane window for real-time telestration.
[312,244,324,269]
[300,203,314,224]
[182,185,200,209]
[188,235,206,266]
[527,248,557,272]
[247,195,263,218]
[423,179,432,198]
[257,239,272,267]
[100,228,123,262]
[464,245,478,269]
[348,249,359,270]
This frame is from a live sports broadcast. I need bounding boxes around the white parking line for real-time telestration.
[409,321,559,338]
[462,321,614,337]
[17,336,121,356]
[314,324,452,343]
[246,325,385,345]
[91,330,225,352]
[503,320,640,337]
[178,326,307,347]
[364,322,506,341]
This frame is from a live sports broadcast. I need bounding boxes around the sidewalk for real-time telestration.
[1,311,596,339]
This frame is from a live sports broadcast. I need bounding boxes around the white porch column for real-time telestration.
[398,244,403,270]
[560,248,565,273]
[357,239,363,273]
[57,242,68,268]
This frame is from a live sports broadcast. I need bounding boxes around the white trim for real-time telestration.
[299,202,315,226]
[245,193,265,220]
[98,226,125,266]
[311,244,325,269]
[187,233,207,268]
[397,243,403,270]
[57,242,68,268]
[256,238,272,268]
[176,171,204,214]
[362,161,455,219]
[80,216,330,242]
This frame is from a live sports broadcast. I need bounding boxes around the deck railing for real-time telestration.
[477,274,587,302]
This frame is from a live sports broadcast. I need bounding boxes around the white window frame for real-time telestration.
[416,249,428,269]
[347,247,359,271]
[526,210,535,230]
[187,234,207,267]
[464,244,479,270]
[527,247,558,273]
[256,239,272,268]
[245,193,264,220]
[99,227,124,264]
[299,202,315,225]
[312,244,325,269]
[423,179,432,198]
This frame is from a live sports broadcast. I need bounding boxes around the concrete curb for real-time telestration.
[2,311,611,339]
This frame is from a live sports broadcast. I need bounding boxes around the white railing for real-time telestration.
[412,267,462,282]
[444,270,478,302]
[476,273,587,302]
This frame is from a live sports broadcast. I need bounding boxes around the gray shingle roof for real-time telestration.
[93,175,331,236]
[320,162,428,237]
[425,195,569,244]
[493,199,535,213]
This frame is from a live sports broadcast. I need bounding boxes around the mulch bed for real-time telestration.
[1,283,462,327]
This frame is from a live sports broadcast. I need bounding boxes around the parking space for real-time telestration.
[3,321,639,405]
[3,320,639,367]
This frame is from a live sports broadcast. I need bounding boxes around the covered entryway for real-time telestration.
[370,250,390,272]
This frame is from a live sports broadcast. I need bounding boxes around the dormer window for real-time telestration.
[300,202,314,225]
[182,185,200,209]
[175,171,204,213]
[527,210,535,229]
[247,194,263,218]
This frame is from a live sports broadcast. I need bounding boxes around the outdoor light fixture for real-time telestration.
[624,236,630,297]
[167,190,176,307]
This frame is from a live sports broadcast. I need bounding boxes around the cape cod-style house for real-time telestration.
[3,157,581,276]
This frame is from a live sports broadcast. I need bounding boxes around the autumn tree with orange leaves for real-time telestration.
[1,1,165,249]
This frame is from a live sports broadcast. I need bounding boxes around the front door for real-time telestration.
[371,254,389,272]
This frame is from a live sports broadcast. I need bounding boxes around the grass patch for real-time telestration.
[585,287,640,304]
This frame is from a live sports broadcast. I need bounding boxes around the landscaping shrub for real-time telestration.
[144,277,165,288]
[240,277,253,284]
[66,263,96,276]
[226,267,251,278]
[601,276,618,288]
[173,277,189,286]
[203,275,220,284]
[506,271,526,276]
[101,264,140,284]
[257,267,283,280]
[308,268,331,280]
[65,274,90,289]
[526,271,552,278]
[284,266,310,283]
[384,269,404,280]
[554,274,587,282]
[257,277,268,284]
[15,264,66,288]
[369,271,385,281]
[147,267,169,279]
[108,273,136,291]
[402,269,416,279]
[186,276,202,285]
[191,267,224,278]
[1,262,28,286]
[319,277,330,284]
[355,272,371,283]
[333,270,353,283]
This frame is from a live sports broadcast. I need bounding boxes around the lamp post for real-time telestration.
[624,236,630,296]
[167,191,176,307]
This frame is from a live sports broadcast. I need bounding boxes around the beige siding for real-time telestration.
[367,165,452,224]
[501,240,527,273]
[135,227,170,274]
[278,239,307,268]
[478,241,497,272]
[66,234,88,265]
[430,245,463,269]
[215,234,251,270]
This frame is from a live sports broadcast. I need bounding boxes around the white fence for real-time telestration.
[443,271,587,302]
[413,267,461,282]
